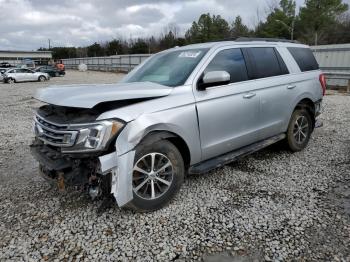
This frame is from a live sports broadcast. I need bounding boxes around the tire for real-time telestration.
[127,139,184,212]
[38,76,46,82]
[286,109,313,152]
[7,78,15,84]
[55,72,59,77]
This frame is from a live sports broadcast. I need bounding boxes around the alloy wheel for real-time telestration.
[293,115,309,144]
[132,152,174,200]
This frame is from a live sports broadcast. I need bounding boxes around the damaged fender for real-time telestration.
[99,150,135,207]
[97,85,202,207]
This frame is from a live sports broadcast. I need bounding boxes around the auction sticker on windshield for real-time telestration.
[178,51,202,58]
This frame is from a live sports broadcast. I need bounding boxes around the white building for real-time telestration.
[0,50,52,66]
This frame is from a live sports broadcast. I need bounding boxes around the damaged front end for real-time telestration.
[30,104,133,206]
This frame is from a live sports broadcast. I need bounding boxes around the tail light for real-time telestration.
[319,73,326,96]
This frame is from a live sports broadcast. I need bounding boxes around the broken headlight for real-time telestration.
[62,120,125,153]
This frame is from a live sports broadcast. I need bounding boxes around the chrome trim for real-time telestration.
[34,114,78,147]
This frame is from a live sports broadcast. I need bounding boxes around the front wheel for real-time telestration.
[7,78,15,84]
[38,76,46,82]
[286,109,313,152]
[127,139,184,212]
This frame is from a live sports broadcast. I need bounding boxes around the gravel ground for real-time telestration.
[0,70,349,261]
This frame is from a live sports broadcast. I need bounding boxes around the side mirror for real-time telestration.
[198,71,230,90]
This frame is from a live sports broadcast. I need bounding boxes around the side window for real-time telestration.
[204,48,249,84]
[244,47,289,79]
[287,47,319,72]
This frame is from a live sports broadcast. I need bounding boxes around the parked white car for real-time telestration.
[3,68,50,83]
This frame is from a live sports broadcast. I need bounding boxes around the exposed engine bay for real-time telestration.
[30,104,122,203]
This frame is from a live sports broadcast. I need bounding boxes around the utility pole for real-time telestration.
[315,31,318,46]
[275,19,295,40]
[48,39,51,49]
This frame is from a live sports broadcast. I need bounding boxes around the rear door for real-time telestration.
[193,47,260,160]
[14,69,27,81]
[22,69,35,81]
[242,46,293,139]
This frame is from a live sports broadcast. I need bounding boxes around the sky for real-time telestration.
[0,0,345,50]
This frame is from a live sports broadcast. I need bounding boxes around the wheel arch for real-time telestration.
[137,130,191,168]
[38,75,46,81]
[293,98,316,130]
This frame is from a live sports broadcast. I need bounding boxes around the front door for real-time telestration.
[193,48,260,161]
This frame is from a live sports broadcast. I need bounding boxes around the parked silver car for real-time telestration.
[3,68,49,83]
[30,39,324,211]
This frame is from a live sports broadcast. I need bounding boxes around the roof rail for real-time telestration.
[235,37,300,44]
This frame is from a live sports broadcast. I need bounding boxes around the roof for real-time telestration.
[0,50,52,59]
[0,50,52,54]
[173,40,308,50]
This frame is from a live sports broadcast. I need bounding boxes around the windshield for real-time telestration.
[123,48,208,87]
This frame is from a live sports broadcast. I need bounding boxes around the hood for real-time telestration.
[34,82,173,109]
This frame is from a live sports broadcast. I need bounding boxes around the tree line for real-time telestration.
[39,0,350,59]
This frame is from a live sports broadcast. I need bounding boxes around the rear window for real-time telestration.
[287,47,319,72]
[243,47,289,79]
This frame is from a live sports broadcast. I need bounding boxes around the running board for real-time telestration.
[188,133,286,174]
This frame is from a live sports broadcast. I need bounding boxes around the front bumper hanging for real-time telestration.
[98,150,135,207]
[30,139,136,208]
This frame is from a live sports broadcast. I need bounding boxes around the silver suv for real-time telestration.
[31,39,324,211]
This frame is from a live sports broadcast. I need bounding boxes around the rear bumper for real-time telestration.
[315,99,322,117]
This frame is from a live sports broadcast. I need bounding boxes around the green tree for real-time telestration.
[38,47,77,59]
[297,0,348,45]
[231,16,250,38]
[106,39,124,56]
[185,13,230,43]
[129,39,149,54]
[256,0,296,39]
[87,42,104,57]
[159,31,177,49]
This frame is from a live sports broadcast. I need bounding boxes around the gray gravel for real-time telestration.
[0,70,349,261]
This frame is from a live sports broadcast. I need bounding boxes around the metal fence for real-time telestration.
[62,46,350,92]
[323,72,350,93]
[312,44,350,88]
[61,54,151,72]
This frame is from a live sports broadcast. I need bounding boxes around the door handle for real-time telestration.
[243,92,256,99]
[287,84,296,89]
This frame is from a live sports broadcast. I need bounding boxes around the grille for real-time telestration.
[34,115,78,147]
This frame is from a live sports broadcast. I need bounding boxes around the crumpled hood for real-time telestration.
[34,82,173,108]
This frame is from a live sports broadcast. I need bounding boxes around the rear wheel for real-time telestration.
[128,139,184,212]
[286,109,313,152]
[39,76,46,82]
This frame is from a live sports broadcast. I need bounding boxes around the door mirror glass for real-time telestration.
[199,71,230,90]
